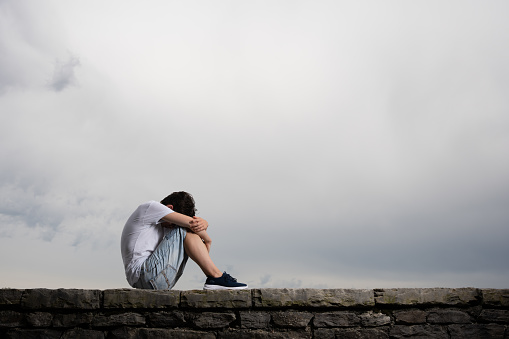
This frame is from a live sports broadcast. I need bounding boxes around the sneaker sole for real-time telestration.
[203,284,249,290]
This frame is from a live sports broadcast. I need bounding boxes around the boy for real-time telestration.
[121,191,247,290]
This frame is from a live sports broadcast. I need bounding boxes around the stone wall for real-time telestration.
[1,288,508,338]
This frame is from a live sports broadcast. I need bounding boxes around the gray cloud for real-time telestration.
[0,1,69,93]
[49,55,80,91]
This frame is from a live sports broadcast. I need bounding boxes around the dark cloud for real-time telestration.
[49,55,80,91]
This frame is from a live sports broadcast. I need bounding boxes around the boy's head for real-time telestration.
[160,191,197,217]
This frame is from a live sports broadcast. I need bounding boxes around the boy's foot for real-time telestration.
[203,272,248,290]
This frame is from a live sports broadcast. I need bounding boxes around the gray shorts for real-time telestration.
[133,226,188,290]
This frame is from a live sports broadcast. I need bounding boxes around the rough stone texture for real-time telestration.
[466,305,484,319]
[239,311,271,329]
[393,309,428,324]
[0,310,24,328]
[111,327,215,339]
[478,308,509,323]
[314,327,389,339]
[448,324,506,339]
[218,329,311,339]
[146,310,186,327]
[189,311,236,329]
[1,288,508,338]
[482,288,509,307]
[108,326,137,339]
[0,289,23,306]
[427,308,473,324]
[254,288,374,308]
[389,325,449,339]
[181,289,251,308]
[21,289,100,309]
[4,329,64,339]
[375,288,481,306]
[313,311,361,327]
[137,328,216,339]
[52,312,94,328]
[25,312,53,327]
[92,312,146,327]
[103,288,179,308]
[61,327,105,339]
[359,311,391,327]
[272,311,313,328]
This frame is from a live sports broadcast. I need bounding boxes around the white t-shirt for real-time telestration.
[120,201,174,286]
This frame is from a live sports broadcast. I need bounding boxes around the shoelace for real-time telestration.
[224,273,237,282]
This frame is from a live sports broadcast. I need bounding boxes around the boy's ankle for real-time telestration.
[208,271,223,279]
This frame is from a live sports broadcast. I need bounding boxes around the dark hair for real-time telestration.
[160,191,197,217]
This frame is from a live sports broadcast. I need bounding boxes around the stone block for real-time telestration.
[21,289,100,309]
[314,328,389,339]
[147,310,186,327]
[181,289,251,308]
[52,312,94,328]
[481,289,509,307]
[427,308,472,324]
[272,311,313,328]
[313,311,360,327]
[61,328,105,339]
[25,312,53,327]
[359,311,391,327]
[0,289,23,306]
[4,329,63,339]
[218,329,311,339]
[375,288,480,306]
[390,325,449,339]
[92,312,146,327]
[190,311,236,329]
[103,289,179,309]
[108,326,139,339]
[448,324,506,339]
[113,327,206,339]
[253,288,374,308]
[392,309,427,324]
[478,309,509,323]
[137,328,216,339]
[0,310,24,328]
[466,305,483,318]
[239,311,271,329]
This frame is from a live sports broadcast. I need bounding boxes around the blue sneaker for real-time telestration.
[203,272,248,290]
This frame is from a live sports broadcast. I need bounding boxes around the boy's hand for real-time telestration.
[189,216,208,233]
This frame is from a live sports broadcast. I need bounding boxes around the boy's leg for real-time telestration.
[136,227,188,290]
[184,232,222,278]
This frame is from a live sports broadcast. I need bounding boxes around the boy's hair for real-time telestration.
[160,191,197,217]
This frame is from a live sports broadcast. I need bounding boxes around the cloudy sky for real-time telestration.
[1,0,508,290]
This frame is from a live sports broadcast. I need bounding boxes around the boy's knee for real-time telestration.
[185,232,200,241]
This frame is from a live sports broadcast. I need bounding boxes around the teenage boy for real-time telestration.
[121,191,247,290]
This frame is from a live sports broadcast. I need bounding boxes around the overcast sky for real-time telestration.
[1,0,508,290]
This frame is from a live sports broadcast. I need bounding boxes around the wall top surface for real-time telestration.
[1,288,508,310]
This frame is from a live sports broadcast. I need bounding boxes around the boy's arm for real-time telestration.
[161,212,212,252]
[161,212,208,233]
